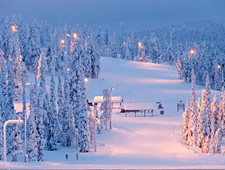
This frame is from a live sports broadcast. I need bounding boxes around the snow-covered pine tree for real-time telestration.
[124,43,131,60]
[168,32,175,65]
[79,67,90,152]
[219,86,225,126]
[57,73,64,143]
[215,128,222,154]
[27,78,38,161]
[108,32,117,59]
[182,97,190,144]
[36,51,47,161]
[211,94,220,133]
[100,89,112,130]
[11,123,23,162]
[188,69,198,146]
[197,89,210,152]
[149,33,160,63]
[83,41,91,78]
[183,53,191,82]
[0,51,7,121]
[176,57,183,79]
[47,56,60,151]
[62,67,73,147]
[210,94,219,153]
[27,19,41,72]
[205,75,212,138]
[0,103,3,160]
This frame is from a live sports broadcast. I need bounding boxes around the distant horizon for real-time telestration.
[1,0,225,32]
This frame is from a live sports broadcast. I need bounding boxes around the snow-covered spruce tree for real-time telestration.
[176,57,183,79]
[62,67,73,147]
[183,54,191,82]
[197,89,210,153]
[188,69,198,146]
[149,33,160,63]
[0,103,3,160]
[4,20,23,100]
[6,57,16,155]
[167,32,175,65]
[210,94,219,153]
[88,41,100,79]
[108,33,117,59]
[0,51,7,121]
[36,50,47,161]
[205,75,212,139]
[100,89,112,130]
[79,68,90,152]
[11,123,23,162]
[47,57,60,151]
[211,94,220,133]
[127,32,136,61]
[120,41,126,59]
[124,43,131,60]
[27,19,41,72]
[214,128,222,154]
[83,42,91,78]
[142,36,149,62]
[182,97,190,144]
[219,86,225,126]
[212,56,220,90]
[43,93,50,146]
[57,73,64,143]
[27,78,38,161]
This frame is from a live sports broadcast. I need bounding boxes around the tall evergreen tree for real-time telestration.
[182,97,190,144]
[188,69,198,146]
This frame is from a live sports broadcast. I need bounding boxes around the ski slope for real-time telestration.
[1,57,225,169]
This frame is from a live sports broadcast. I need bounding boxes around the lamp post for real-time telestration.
[109,87,114,129]
[4,118,24,162]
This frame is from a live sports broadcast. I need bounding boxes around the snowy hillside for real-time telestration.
[1,57,224,169]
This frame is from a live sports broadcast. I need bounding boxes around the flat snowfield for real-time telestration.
[1,57,224,169]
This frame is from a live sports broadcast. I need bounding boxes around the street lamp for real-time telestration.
[109,87,114,129]
[11,25,17,32]
[73,33,78,39]
[190,49,195,55]
[61,39,65,48]
[4,118,24,162]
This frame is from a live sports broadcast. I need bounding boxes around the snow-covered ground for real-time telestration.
[1,57,225,169]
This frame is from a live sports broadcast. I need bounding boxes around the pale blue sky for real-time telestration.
[0,0,224,32]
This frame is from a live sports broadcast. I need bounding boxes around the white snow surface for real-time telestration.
[1,57,225,169]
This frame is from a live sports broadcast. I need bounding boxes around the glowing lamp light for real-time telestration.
[73,33,78,39]
[61,39,65,44]
[123,42,126,45]
[11,25,17,32]
[138,42,142,48]
[190,49,195,55]
[67,68,70,71]
[84,78,88,82]
[218,65,221,69]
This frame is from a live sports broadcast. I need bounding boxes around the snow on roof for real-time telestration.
[94,96,123,103]
[123,102,155,110]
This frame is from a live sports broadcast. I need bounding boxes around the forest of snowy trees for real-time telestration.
[0,15,225,161]
[182,70,223,153]
[0,15,101,162]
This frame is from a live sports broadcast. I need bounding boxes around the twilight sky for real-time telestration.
[0,0,225,32]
